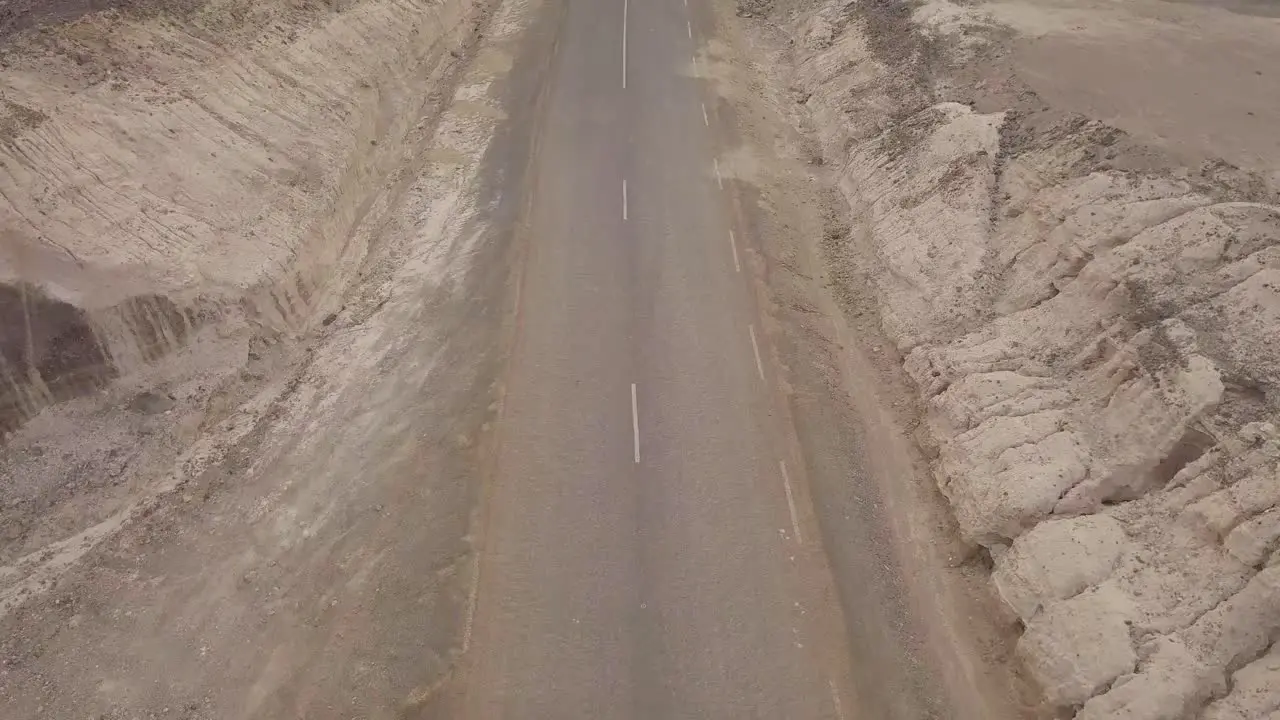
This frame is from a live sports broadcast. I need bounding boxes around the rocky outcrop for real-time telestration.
[769,0,1280,715]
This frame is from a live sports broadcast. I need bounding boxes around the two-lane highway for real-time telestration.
[456,0,851,715]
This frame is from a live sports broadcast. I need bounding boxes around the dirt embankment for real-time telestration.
[750,0,1280,716]
[0,0,526,714]
[0,0,476,434]
[0,0,478,574]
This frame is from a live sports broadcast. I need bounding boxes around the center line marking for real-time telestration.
[461,552,481,651]
[687,19,692,38]
[780,460,803,542]
[748,324,765,381]
[713,158,723,188]
[728,229,741,272]
[701,102,709,126]
[622,179,628,220]
[631,383,640,464]
[622,0,628,88]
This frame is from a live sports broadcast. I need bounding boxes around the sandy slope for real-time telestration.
[0,0,534,714]
[0,0,480,431]
[0,0,480,571]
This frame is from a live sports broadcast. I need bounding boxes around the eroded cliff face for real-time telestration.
[0,0,521,711]
[1,0,475,433]
[762,0,1280,715]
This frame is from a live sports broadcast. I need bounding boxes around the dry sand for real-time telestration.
[0,0,535,714]
[3,0,1279,715]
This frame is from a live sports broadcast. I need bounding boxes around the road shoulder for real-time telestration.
[690,3,1040,718]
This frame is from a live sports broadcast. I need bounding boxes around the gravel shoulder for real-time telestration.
[694,2,1041,717]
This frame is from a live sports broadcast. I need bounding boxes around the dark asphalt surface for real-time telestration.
[456,0,849,716]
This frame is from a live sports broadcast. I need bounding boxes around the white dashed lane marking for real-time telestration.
[748,324,765,381]
[631,383,640,463]
[779,460,802,543]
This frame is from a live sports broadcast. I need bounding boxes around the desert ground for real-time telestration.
[1,0,1277,717]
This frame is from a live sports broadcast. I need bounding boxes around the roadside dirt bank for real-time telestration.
[0,0,536,714]
[695,1,1041,717]
[734,0,1280,717]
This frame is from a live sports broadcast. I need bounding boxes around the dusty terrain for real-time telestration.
[738,0,1280,716]
[0,0,534,714]
[1,0,1278,715]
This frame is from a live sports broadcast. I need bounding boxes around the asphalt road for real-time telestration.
[457,0,851,716]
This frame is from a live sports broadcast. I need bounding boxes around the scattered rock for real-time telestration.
[1019,586,1138,707]
[993,515,1128,620]
[128,391,176,415]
